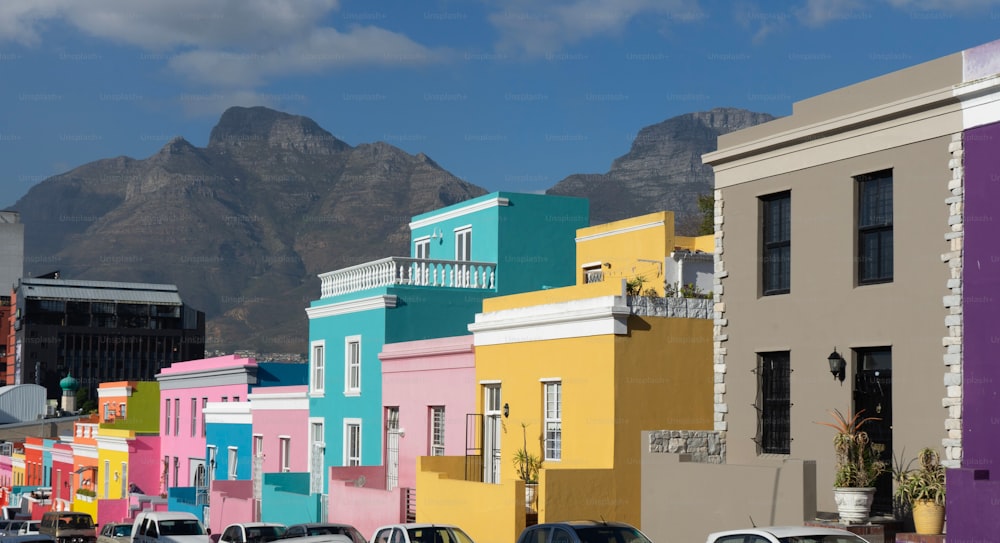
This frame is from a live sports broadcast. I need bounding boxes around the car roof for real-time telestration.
[376,525,461,530]
[708,527,868,540]
[228,524,284,528]
[136,512,199,520]
[529,522,636,529]
[290,525,357,529]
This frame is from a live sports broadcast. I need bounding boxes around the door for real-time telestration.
[483,385,502,484]
[853,347,893,515]
[385,407,400,490]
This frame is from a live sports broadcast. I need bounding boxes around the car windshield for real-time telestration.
[406,527,474,543]
[159,520,205,536]
[306,526,365,543]
[59,516,94,529]
[247,527,286,543]
[574,527,653,543]
[115,525,133,537]
[779,536,870,543]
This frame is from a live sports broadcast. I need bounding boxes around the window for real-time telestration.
[544,381,562,461]
[221,396,228,403]
[857,169,893,284]
[103,403,111,422]
[581,263,603,284]
[455,227,471,261]
[345,337,361,394]
[207,446,217,481]
[173,398,180,436]
[233,396,239,403]
[311,341,325,394]
[310,420,325,493]
[761,191,791,295]
[172,457,179,488]
[430,406,445,456]
[119,403,126,419]
[279,437,291,472]
[228,447,238,480]
[201,398,208,437]
[756,351,791,455]
[163,455,170,487]
[344,421,361,466]
[190,398,197,436]
[415,238,430,259]
[165,399,171,434]
[253,435,263,458]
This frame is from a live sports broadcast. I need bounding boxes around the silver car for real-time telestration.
[98,523,133,543]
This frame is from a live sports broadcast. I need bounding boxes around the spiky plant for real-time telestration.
[816,409,888,488]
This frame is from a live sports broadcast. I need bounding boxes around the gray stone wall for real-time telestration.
[626,296,712,319]
[648,429,726,464]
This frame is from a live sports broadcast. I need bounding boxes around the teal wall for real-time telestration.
[262,472,321,524]
[205,422,252,481]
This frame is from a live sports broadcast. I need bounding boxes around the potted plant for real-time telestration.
[816,409,888,524]
[513,423,543,513]
[894,447,946,534]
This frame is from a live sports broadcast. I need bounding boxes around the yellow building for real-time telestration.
[416,212,715,543]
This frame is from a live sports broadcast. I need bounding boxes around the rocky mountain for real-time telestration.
[9,106,775,353]
[11,106,487,354]
[547,107,776,231]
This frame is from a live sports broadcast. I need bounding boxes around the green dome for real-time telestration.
[59,374,80,392]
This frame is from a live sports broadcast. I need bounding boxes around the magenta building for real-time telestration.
[327,335,475,535]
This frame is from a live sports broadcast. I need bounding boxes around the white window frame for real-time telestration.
[228,447,238,480]
[344,419,362,467]
[308,417,325,494]
[430,406,445,456]
[253,434,263,458]
[164,398,171,434]
[279,436,291,473]
[201,397,208,437]
[207,445,217,482]
[455,226,472,261]
[311,340,325,396]
[415,237,430,259]
[119,402,126,419]
[173,397,180,436]
[190,398,197,437]
[543,380,562,461]
[344,336,361,395]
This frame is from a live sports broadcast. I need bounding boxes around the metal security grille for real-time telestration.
[754,352,792,454]
[464,413,483,482]
[386,408,400,491]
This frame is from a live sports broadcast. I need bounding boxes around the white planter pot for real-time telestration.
[833,487,876,524]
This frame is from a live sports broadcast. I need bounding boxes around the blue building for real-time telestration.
[304,192,589,506]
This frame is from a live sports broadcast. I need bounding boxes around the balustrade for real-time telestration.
[319,257,497,298]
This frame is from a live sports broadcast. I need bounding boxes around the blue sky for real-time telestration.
[1,0,999,208]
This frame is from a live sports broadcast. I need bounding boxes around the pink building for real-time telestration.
[328,335,475,534]
[249,386,310,474]
[156,355,259,491]
[50,443,74,511]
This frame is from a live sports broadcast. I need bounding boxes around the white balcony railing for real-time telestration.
[319,257,497,298]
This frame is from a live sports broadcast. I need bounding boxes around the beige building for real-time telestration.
[642,39,1000,543]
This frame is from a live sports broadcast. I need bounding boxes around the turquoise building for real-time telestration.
[304,192,588,509]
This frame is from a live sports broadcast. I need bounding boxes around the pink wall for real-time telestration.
[98,498,129,526]
[250,386,309,473]
[328,479,404,537]
[130,436,161,496]
[0,454,11,488]
[208,480,253,534]
[158,355,257,488]
[380,336,475,488]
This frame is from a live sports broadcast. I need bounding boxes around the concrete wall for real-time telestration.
[641,438,816,543]
[328,479,404,537]
[416,456,523,543]
[261,472,319,525]
[208,480,252,534]
[97,497,129,525]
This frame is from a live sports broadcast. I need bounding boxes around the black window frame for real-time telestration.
[760,191,791,295]
[857,169,893,285]
[755,351,791,455]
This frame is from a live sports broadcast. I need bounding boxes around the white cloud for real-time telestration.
[0,0,447,87]
[885,0,1000,9]
[489,0,705,57]
[795,0,867,26]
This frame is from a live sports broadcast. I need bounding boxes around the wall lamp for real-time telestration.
[503,403,509,418]
[828,348,846,383]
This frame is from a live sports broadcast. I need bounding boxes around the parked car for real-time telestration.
[16,523,39,536]
[283,525,365,543]
[131,511,208,543]
[98,523,134,543]
[0,522,26,537]
[219,524,286,543]
[39,512,96,543]
[0,535,55,543]
[516,521,653,543]
[705,526,872,543]
[370,524,474,543]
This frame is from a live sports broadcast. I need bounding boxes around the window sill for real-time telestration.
[343,390,361,397]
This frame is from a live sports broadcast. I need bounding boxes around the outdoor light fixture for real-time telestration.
[503,403,510,418]
[828,348,846,382]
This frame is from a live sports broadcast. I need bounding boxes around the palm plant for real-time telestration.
[816,409,887,488]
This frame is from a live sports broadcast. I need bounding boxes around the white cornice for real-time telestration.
[95,435,130,453]
[248,391,309,411]
[408,196,510,230]
[575,220,664,243]
[306,295,398,319]
[378,339,474,361]
[205,402,252,425]
[98,386,132,398]
[69,443,98,458]
[469,295,630,346]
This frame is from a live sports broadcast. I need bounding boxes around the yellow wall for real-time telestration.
[575,212,674,295]
[11,452,24,486]
[674,234,714,253]
[476,335,617,472]
[97,429,133,500]
[416,457,525,543]
[540,468,618,522]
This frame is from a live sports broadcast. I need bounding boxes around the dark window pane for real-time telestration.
[761,192,791,294]
[757,352,791,454]
[857,170,893,284]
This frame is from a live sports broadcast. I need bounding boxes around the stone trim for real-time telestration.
[649,430,726,464]
[713,189,729,432]
[941,132,964,469]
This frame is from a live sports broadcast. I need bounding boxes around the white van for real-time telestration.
[131,512,208,543]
